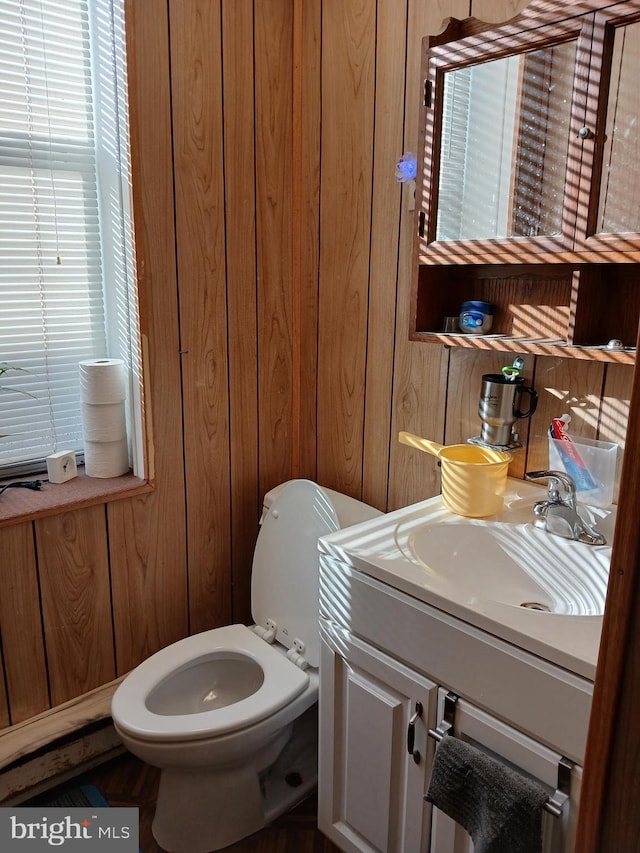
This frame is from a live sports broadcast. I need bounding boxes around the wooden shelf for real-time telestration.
[0,468,152,528]
[411,263,639,362]
[411,332,636,364]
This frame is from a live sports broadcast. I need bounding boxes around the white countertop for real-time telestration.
[319,478,614,680]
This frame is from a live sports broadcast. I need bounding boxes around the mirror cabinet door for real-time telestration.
[594,19,640,236]
[435,40,577,243]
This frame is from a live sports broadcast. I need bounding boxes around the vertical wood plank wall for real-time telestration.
[0,0,634,740]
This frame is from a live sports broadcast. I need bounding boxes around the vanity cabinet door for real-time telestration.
[318,625,438,853]
[429,691,583,853]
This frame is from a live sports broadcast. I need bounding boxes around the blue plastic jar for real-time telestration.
[459,301,494,334]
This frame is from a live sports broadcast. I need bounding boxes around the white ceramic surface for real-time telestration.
[400,518,610,615]
[318,478,615,679]
[110,479,382,853]
[112,624,310,741]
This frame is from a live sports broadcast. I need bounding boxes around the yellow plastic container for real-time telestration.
[399,432,511,518]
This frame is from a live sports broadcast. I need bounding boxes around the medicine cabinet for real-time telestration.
[411,0,640,364]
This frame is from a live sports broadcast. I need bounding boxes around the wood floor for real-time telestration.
[39,752,342,853]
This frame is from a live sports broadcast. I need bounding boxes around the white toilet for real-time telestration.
[111,479,381,853]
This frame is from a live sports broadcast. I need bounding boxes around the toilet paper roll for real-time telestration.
[84,437,129,478]
[79,358,126,404]
[80,401,127,442]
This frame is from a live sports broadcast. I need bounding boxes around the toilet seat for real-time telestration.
[111,624,309,743]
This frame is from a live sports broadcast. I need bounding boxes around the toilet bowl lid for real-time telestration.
[111,624,310,742]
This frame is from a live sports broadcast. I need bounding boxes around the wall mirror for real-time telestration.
[435,40,577,242]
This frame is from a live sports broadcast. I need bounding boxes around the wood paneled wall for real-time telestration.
[0,0,189,730]
[315,0,634,511]
[0,0,633,751]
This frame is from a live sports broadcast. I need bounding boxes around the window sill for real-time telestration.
[0,467,153,528]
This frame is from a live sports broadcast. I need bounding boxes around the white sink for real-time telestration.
[402,519,610,616]
[319,478,615,678]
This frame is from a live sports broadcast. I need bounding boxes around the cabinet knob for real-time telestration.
[577,126,595,140]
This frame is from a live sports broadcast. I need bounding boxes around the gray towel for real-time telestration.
[425,735,550,853]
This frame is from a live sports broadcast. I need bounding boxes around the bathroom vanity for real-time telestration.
[317,480,613,852]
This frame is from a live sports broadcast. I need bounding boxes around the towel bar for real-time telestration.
[427,692,573,819]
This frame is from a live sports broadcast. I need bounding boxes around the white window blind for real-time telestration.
[0,0,143,476]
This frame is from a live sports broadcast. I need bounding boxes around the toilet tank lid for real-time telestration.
[262,480,382,529]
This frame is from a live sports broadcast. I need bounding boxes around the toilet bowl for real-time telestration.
[111,479,381,853]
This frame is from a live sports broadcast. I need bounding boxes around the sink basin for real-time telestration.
[402,521,610,615]
[318,478,614,678]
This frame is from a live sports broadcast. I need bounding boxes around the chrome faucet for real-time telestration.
[525,470,606,546]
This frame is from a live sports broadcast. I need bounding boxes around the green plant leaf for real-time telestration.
[0,364,36,398]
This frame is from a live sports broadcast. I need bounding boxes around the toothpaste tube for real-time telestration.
[549,415,597,491]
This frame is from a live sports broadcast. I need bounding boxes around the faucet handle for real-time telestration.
[525,470,577,508]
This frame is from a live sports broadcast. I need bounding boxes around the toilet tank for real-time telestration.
[261,480,383,528]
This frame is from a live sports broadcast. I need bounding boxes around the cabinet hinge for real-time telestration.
[418,210,426,238]
[423,79,432,108]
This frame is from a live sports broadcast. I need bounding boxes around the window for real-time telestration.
[0,0,143,477]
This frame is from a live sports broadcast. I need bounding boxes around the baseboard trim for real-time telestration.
[0,676,128,802]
